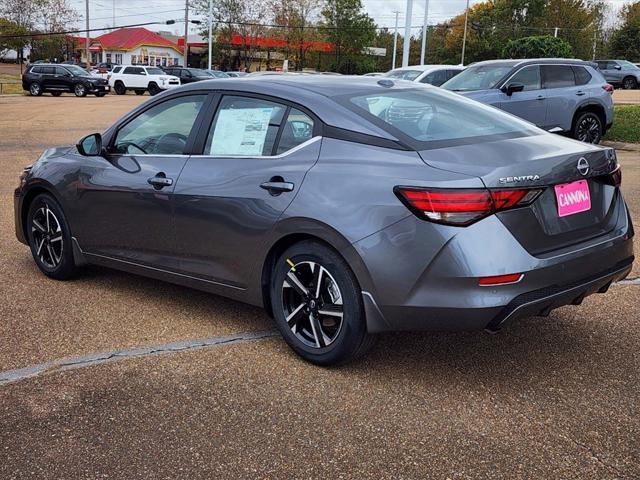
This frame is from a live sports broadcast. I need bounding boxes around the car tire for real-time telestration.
[51,91,62,97]
[623,76,638,90]
[572,111,602,144]
[26,193,79,280]
[95,92,106,97]
[29,82,42,96]
[74,83,87,97]
[135,90,145,95]
[270,240,376,366]
[114,81,126,95]
[148,83,160,96]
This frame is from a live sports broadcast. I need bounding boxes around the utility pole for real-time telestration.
[112,0,115,29]
[592,30,596,60]
[460,0,469,66]
[402,0,413,67]
[207,0,212,70]
[85,0,90,68]
[183,0,189,67]
[420,0,429,65]
[554,27,559,37]
[392,10,400,69]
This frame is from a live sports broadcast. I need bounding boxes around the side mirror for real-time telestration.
[614,65,622,70]
[501,82,525,96]
[77,133,103,156]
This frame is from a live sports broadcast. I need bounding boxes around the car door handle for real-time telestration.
[260,180,294,195]
[575,91,586,96]
[536,95,545,100]
[147,173,173,189]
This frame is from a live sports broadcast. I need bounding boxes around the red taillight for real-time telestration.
[603,83,614,94]
[479,273,523,286]
[395,187,543,226]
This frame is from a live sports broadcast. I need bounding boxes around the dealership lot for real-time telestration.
[1,94,639,478]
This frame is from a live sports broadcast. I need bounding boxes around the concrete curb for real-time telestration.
[603,141,640,152]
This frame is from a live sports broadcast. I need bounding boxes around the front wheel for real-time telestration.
[270,241,375,366]
[26,193,79,280]
[573,112,602,144]
[148,82,160,96]
[74,83,87,97]
[29,83,42,96]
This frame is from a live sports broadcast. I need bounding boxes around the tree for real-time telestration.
[0,18,28,59]
[503,34,573,58]
[321,0,376,73]
[608,2,640,61]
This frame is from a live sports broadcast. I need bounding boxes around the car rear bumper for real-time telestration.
[352,196,634,333]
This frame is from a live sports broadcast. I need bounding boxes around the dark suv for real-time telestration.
[163,67,213,84]
[22,63,110,97]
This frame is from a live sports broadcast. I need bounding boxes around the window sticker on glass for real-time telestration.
[210,108,273,156]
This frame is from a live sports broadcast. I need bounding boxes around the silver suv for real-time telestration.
[596,60,640,90]
[442,59,614,144]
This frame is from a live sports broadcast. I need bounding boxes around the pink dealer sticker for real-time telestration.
[554,179,591,217]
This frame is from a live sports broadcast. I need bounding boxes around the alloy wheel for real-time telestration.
[31,204,63,269]
[75,84,86,97]
[29,83,41,96]
[281,261,344,349]
[623,77,637,90]
[576,115,601,144]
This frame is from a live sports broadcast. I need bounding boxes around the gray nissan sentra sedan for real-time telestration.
[14,76,634,365]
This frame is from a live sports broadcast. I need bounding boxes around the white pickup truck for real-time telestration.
[108,65,180,96]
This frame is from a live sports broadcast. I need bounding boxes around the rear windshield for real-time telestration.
[347,88,539,145]
[442,64,515,91]
[384,69,423,81]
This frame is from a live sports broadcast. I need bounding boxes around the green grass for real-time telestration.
[605,105,640,144]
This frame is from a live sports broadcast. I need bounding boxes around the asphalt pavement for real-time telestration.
[0,94,638,479]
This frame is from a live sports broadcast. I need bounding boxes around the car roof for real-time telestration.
[389,64,463,72]
[468,58,590,68]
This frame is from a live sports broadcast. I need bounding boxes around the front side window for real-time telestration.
[542,65,575,89]
[205,96,286,156]
[146,67,164,75]
[347,88,539,144]
[421,70,448,86]
[507,65,540,91]
[113,95,205,155]
[123,66,143,75]
[442,63,516,91]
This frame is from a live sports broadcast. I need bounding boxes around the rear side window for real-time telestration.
[542,65,575,89]
[55,66,69,75]
[347,88,539,144]
[205,96,287,156]
[276,109,315,154]
[573,66,592,85]
[123,66,144,75]
[30,66,43,74]
[507,65,541,91]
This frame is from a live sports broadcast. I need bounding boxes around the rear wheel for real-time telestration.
[29,82,42,96]
[114,81,126,95]
[74,83,87,97]
[51,91,62,97]
[623,76,638,90]
[26,193,78,280]
[270,241,375,366]
[148,82,160,96]
[573,111,602,144]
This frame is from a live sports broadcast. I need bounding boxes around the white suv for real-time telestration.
[109,65,180,96]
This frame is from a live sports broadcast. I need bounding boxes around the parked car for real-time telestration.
[14,76,634,365]
[206,70,230,78]
[442,59,614,144]
[91,62,116,74]
[62,60,88,69]
[226,71,249,77]
[363,72,385,77]
[163,67,214,84]
[384,65,465,86]
[108,65,180,95]
[22,63,110,97]
[596,60,640,89]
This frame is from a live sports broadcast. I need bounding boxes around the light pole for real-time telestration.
[85,0,90,68]
[402,0,413,67]
[392,10,399,69]
[207,0,213,70]
[420,0,429,65]
[183,0,189,66]
[460,0,470,66]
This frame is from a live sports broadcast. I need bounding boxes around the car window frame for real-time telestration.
[192,91,322,159]
[106,91,216,157]
[503,64,541,92]
[541,64,577,89]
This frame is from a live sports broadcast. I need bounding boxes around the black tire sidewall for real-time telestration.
[574,112,602,144]
[623,77,637,89]
[148,83,159,95]
[270,241,367,366]
[114,82,125,95]
[74,83,87,97]
[29,83,42,96]
[26,193,77,280]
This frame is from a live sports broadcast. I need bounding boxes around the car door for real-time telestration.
[181,69,194,84]
[39,66,56,90]
[497,65,546,127]
[71,93,210,269]
[173,94,321,289]
[605,61,623,84]
[541,64,578,131]
[53,66,73,91]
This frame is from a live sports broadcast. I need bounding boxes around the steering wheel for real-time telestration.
[119,141,147,155]
[154,132,188,154]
